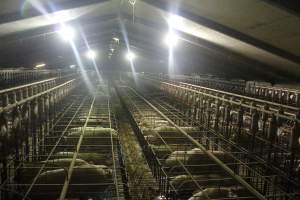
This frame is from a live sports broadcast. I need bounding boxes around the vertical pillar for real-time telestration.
[0,113,8,200]
[288,112,300,180]
[250,110,259,152]
[31,99,38,161]
[22,102,31,162]
[236,105,244,144]
[12,106,21,184]
[263,114,277,195]
[2,93,9,107]
[45,94,50,137]
[224,104,231,139]
[199,97,204,124]
[214,99,221,131]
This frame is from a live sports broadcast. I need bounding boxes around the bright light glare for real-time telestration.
[112,37,119,43]
[126,51,136,61]
[86,50,97,59]
[69,64,76,69]
[35,63,46,69]
[50,11,73,24]
[58,25,75,41]
[164,31,179,47]
[167,14,183,28]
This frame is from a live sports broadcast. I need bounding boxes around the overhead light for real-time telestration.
[86,50,97,59]
[58,25,75,42]
[167,14,183,28]
[35,63,46,69]
[69,64,76,69]
[50,10,74,24]
[164,31,179,47]
[112,37,119,43]
[125,51,136,62]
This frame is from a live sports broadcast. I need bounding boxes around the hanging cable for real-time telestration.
[128,0,136,24]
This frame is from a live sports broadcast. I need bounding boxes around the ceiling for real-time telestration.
[0,0,299,82]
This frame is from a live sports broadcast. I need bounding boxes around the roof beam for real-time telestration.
[0,0,109,24]
[141,0,300,64]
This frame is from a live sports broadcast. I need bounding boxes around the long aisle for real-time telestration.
[117,106,159,200]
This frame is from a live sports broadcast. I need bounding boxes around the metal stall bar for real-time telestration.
[139,74,300,116]
[131,76,300,199]
[116,85,258,199]
[126,86,267,200]
[59,96,95,200]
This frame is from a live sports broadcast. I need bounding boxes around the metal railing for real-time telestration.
[129,75,300,199]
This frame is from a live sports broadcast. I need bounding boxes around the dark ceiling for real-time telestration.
[0,0,300,83]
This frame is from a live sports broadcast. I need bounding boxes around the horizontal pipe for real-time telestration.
[0,79,77,113]
[0,77,57,94]
[142,76,300,122]
[141,74,299,112]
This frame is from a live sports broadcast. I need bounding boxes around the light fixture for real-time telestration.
[86,50,97,59]
[112,37,119,43]
[69,64,76,69]
[164,30,179,47]
[125,51,136,62]
[167,14,184,29]
[50,10,75,24]
[35,63,46,69]
[58,25,75,42]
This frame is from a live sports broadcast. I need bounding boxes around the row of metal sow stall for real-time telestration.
[16,92,125,199]
[0,70,60,89]
[160,80,300,183]
[118,86,253,200]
